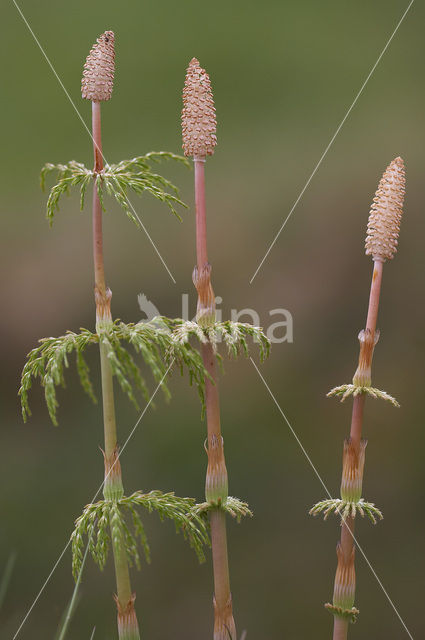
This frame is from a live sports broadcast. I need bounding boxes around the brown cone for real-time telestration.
[182,58,217,158]
[365,157,405,261]
[81,31,115,102]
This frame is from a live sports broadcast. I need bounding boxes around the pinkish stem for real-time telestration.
[194,158,208,268]
[332,259,384,640]
[333,617,349,640]
[366,260,384,334]
[194,157,236,640]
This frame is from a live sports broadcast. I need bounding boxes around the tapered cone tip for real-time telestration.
[365,157,405,261]
[81,31,115,102]
[182,57,217,158]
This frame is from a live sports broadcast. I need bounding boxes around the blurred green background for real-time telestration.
[2,1,424,638]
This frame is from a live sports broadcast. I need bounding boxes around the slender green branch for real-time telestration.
[170,319,270,361]
[72,490,210,580]
[310,498,383,524]
[41,151,188,226]
[193,496,253,523]
[327,383,399,406]
[19,319,209,425]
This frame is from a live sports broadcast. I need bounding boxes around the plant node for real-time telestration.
[352,328,379,387]
[193,263,216,327]
[340,438,366,503]
[103,446,124,501]
[205,435,228,503]
[115,593,140,640]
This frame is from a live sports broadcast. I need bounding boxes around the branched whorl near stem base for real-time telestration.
[192,496,253,523]
[309,498,383,524]
[327,384,399,406]
[325,603,359,624]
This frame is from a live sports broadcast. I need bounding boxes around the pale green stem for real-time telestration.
[99,341,118,459]
[91,101,139,636]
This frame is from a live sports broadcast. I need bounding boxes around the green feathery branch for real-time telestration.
[192,496,253,523]
[170,319,270,361]
[71,490,210,580]
[327,384,399,406]
[41,152,190,226]
[19,318,209,425]
[309,498,383,524]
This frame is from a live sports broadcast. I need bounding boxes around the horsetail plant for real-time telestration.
[180,58,271,640]
[20,32,211,638]
[310,157,405,640]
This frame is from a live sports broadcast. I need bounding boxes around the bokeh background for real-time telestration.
[2,1,424,638]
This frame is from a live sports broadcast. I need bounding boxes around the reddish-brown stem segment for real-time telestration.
[332,259,384,640]
[194,158,236,640]
[91,100,139,636]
